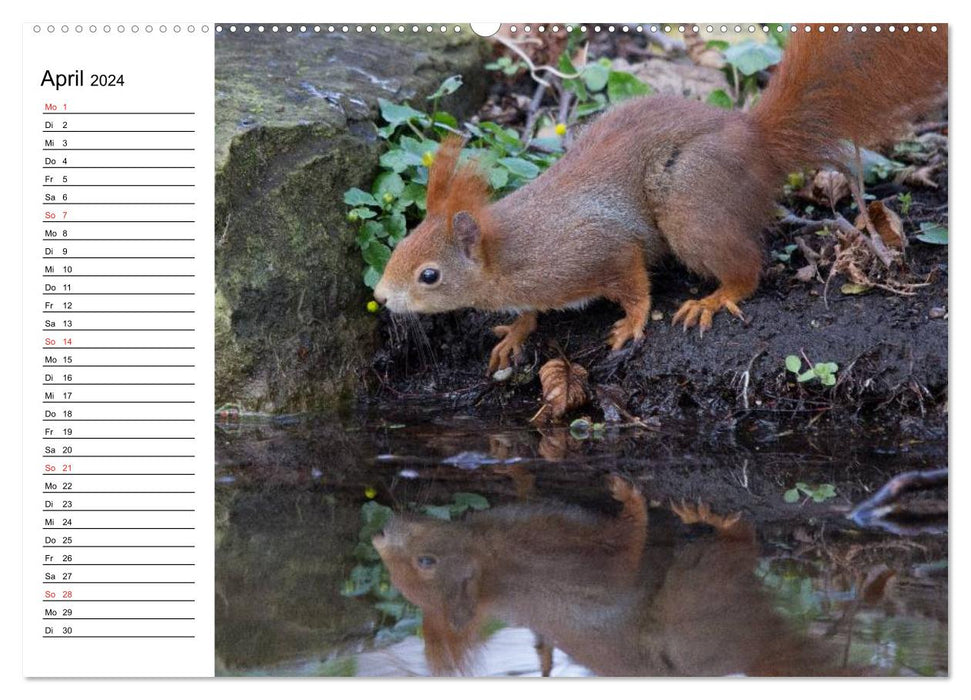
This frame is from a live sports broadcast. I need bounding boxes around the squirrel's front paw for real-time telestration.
[607,317,644,351]
[488,328,524,375]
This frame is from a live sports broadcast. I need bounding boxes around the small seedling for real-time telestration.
[772,244,798,263]
[897,191,913,216]
[784,482,837,504]
[785,355,838,387]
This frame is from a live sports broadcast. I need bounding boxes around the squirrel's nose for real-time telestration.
[373,289,387,305]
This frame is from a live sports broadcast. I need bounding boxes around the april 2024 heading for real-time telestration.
[41,70,125,89]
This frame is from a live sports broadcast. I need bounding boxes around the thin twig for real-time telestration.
[491,34,581,86]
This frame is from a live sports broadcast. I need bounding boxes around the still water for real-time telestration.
[214,406,947,677]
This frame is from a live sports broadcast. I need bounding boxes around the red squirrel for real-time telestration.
[372,479,841,676]
[373,27,947,374]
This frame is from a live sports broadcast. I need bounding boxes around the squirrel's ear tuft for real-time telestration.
[426,135,465,215]
[451,211,481,260]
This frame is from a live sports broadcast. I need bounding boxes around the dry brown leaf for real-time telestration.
[795,264,818,283]
[900,164,940,189]
[537,358,588,421]
[810,170,851,207]
[855,200,906,250]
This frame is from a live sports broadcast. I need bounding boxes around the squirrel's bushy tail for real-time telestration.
[751,25,947,172]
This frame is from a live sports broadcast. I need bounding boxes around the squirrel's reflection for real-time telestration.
[373,477,843,676]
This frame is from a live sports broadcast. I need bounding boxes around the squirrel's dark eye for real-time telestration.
[416,555,437,569]
[419,268,440,285]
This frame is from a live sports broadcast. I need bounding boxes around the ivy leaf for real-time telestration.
[916,222,948,245]
[363,266,381,289]
[452,493,490,511]
[362,239,392,270]
[498,157,540,180]
[384,213,407,244]
[723,40,783,76]
[378,98,427,128]
[422,505,452,521]
[606,70,650,103]
[488,166,509,190]
[372,171,405,199]
[379,148,423,173]
[344,188,379,207]
[427,75,463,100]
[347,207,376,220]
[583,63,610,92]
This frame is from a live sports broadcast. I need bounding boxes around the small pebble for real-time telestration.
[492,366,513,382]
[929,306,947,319]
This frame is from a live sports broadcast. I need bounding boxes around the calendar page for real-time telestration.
[19,11,954,685]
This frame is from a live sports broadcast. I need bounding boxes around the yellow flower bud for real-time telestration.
[366,301,379,314]
[422,151,435,167]
[554,123,567,136]
[364,485,377,498]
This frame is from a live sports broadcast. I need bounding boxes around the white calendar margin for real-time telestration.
[20,23,215,678]
[4,0,963,696]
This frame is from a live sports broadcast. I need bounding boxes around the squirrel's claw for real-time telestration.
[487,312,538,376]
[670,499,750,541]
[672,292,746,335]
[488,335,524,375]
[608,317,644,351]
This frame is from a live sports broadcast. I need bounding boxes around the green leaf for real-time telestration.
[378,98,427,127]
[498,157,540,180]
[357,220,385,247]
[583,63,610,92]
[344,188,379,207]
[723,40,783,76]
[480,122,523,149]
[784,489,800,503]
[384,213,407,244]
[706,89,733,110]
[427,74,463,100]
[362,240,392,270]
[431,111,458,129]
[379,148,422,173]
[488,166,509,190]
[785,355,802,374]
[401,183,427,211]
[348,207,376,220]
[817,484,836,499]
[821,362,838,374]
[575,94,607,117]
[821,374,836,387]
[422,505,452,521]
[373,171,405,199]
[558,53,586,100]
[797,370,816,383]
[706,39,730,51]
[452,493,490,511]
[606,70,651,103]
[363,266,382,289]
[916,222,948,245]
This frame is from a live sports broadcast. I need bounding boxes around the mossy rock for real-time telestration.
[215,28,490,412]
